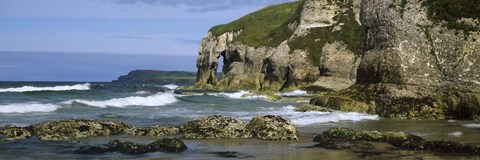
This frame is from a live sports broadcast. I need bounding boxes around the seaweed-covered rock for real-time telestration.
[180,115,252,139]
[310,95,372,113]
[107,140,151,154]
[246,115,298,140]
[314,127,480,153]
[295,104,335,112]
[31,119,132,141]
[126,125,179,136]
[147,138,188,152]
[76,138,187,155]
[0,126,32,140]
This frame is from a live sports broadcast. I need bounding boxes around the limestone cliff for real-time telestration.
[195,0,362,91]
[195,0,480,119]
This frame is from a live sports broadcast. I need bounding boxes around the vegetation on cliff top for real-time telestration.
[209,1,303,47]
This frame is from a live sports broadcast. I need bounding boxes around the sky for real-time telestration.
[0,0,292,81]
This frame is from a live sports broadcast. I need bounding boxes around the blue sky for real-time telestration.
[0,0,292,81]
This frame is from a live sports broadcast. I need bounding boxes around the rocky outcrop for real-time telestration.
[195,0,480,120]
[314,127,480,153]
[180,115,252,139]
[195,0,362,91]
[31,119,132,141]
[246,115,298,140]
[74,138,187,155]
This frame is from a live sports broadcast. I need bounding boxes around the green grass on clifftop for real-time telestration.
[209,1,303,48]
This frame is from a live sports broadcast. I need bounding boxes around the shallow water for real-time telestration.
[0,82,479,159]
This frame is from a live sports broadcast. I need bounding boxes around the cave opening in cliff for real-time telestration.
[217,51,225,81]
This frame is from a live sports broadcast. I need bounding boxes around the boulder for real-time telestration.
[31,119,132,141]
[180,115,252,139]
[246,115,298,140]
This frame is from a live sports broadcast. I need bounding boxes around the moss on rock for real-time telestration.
[0,126,32,141]
[246,115,298,141]
[75,138,187,155]
[125,125,179,137]
[180,115,252,139]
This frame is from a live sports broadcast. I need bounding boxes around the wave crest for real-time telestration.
[0,103,61,113]
[0,83,91,92]
[63,92,178,108]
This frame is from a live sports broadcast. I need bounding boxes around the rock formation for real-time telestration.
[180,115,252,139]
[194,0,480,119]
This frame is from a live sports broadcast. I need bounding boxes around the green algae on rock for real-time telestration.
[180,115,252,139]
[314,127,480,153]
[246,115,298,141]
[125,125,179,137]
[0,126,33,141]
[31,119,132,141]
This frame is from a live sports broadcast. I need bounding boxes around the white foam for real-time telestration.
[266,105,378,125]
[134,91,149,95]
[0,83,91,92]
[63,92,178,108]
[0,103,61,113]
[448,131,463,137]
[463,123,480,128]
[275,90,308,96]
[163,84,179,90]
[209,91,268,99]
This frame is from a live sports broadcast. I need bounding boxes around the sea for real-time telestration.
[0,81,479,159]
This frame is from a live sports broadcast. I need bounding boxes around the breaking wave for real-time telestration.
[256,105,379,126]
[0,103,61,113]
[163,84,179,90]
[275,90,308,96]
[63,92,178,108]
[0,83,91,93]
[208,91,268,99]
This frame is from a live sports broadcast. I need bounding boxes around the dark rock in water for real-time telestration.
[210,151,255,159]
[147,138,188,152]
[73,145,110,155]
[314,139,376,150]
[31,119,132,141]
[125,125,179,137]
[295,104,335,112]
[180,115,252,139]
[246,115,298,141]
[76,138,187,155]
[107,140,151,154]
[314,127,480,153]
[0,126,33,141]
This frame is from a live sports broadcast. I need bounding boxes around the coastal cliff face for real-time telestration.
[195,0,480,119]
[195,0,362,91]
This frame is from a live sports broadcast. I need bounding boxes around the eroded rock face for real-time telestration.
[31,119,132,141]
[246,115,298,141]
[180,115,252,139]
